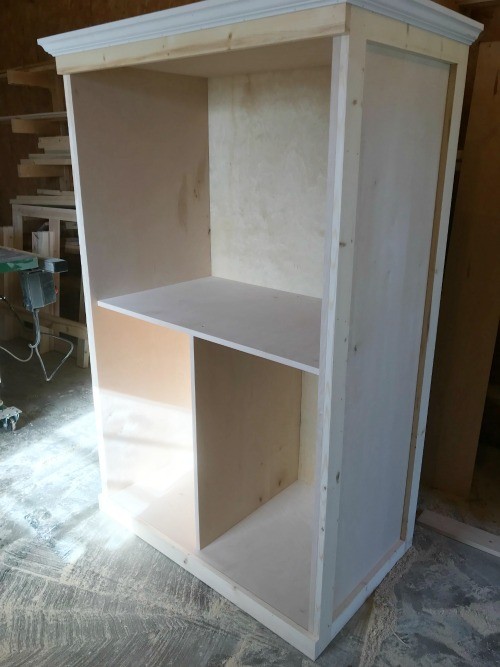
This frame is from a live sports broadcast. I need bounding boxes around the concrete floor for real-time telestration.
[0,344,499,666]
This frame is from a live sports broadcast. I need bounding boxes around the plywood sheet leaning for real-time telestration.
[419,509,500,558]
[423,42,500,497]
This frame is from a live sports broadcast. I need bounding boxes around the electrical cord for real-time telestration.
[0,297,74,382]
[32,309,74,382]
[0,296,37,363]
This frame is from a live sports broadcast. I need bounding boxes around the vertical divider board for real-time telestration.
[64,68,212,506]
[194,338,303,548]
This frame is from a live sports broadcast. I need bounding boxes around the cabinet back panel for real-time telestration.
[94,308,193,493]
[332,44,449,608]
[208,66,330,299]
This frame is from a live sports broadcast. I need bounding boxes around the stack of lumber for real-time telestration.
[11,188,75,208]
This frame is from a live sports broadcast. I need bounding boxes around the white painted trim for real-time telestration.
[38,0,482,58]
[313,29,367,640]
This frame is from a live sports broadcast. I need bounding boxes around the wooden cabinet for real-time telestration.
[39,1,481,659]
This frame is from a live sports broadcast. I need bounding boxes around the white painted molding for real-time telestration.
[38,0,482,57]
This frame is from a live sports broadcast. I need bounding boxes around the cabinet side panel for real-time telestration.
[194,339,302,548]
[69,68,211,299]
[208,67,330,300]
[67,69,210,490]
[332,45,449,608]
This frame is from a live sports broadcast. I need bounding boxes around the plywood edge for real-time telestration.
[51,6,347,74]
[97,296,321,375]
[418,510,500,558]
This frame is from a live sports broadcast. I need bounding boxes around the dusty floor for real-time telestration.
[420,444,500,537]
[0,343,499,666]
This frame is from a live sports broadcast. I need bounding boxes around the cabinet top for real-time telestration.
[39,0,481,62]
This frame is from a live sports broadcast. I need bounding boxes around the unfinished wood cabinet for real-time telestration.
[39,0,481,659]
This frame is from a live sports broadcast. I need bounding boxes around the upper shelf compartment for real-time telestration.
[98,276,321,374]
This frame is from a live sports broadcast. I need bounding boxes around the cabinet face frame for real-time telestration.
[51,2,476,660]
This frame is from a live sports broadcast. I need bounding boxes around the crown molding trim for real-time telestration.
[38,0,482,58]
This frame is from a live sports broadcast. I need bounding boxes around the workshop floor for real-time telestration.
[0,344,499,667]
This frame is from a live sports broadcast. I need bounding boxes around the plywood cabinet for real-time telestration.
[39,0,481,659]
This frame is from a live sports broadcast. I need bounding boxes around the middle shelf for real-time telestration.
[98,276,322,374]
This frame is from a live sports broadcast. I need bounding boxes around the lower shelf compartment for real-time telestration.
[200,480,314,629]
[102,477,314,630]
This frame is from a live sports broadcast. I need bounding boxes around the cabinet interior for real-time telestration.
[82,50,332,630]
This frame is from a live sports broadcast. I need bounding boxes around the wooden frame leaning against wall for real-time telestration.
[39,0,482,660]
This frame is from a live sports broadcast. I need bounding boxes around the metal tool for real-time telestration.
[0,247,72,431]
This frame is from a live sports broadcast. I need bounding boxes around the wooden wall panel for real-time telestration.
[422,41,500,497]
[208,67,330,299]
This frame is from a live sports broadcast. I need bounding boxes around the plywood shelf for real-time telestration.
[99,277,322,374]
